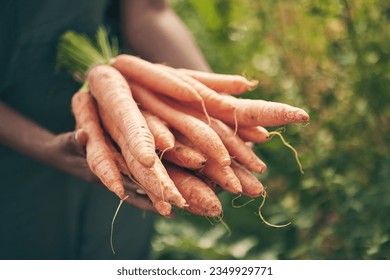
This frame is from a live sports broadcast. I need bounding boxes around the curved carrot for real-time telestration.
[87,64,156,168]
[71,88,125,200]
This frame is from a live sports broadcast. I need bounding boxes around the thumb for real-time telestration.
[75,129,88,149]
[63,129,88,156]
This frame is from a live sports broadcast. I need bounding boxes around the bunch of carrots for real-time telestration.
[58,28,309,218]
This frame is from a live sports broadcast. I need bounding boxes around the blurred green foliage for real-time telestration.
[151,0,390,260]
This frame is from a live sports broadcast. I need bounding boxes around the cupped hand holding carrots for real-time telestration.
[57,28,309,219]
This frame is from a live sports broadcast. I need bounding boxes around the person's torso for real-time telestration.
[0,0,114,133]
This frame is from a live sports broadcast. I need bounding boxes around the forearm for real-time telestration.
[0,102,55,163]
[121,0,211,72]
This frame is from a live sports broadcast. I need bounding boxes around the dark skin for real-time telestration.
[0,0,210,214]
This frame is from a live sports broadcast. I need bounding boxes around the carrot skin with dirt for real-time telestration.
[202,158,243,194]
[163,140,207,170]
[212,95,310,127]
[177,68,259,94]
[141,110,175,152]
[87,64,156,167]
[130,83,231,167]
[166,101,267,173]
[98,104,186,208]
[165,163,222,217]
[156,64,236,112]
[71,89,125,199]
[112,54,202,103]
[236,126,270,143]
[231,160,264,198]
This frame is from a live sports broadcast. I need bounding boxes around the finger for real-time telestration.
[124,191,156,213]
[75,129,88,149]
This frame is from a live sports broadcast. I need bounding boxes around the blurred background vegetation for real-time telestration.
[151,0,390,260]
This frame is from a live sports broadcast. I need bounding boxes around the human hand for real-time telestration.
[44,129,157,213]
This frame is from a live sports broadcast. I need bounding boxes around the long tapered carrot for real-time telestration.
[231,160,264,198]
[71,88,125,200]
[87,64,156,168]
[236,126,270,143]
[202,158,242,194]
[212,95,310,127]
[177,68,259,94]
[130,83,231,167]
[112,54,202,103]
[163,140,207,170]
[165,163,222,217]
[98,103,186,208]
[141,110,175,152]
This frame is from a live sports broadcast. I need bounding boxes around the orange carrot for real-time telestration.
[231,160,264,198]
[211,95,310,127]
[143,189,173,217]
[112,54,202,103]
[201,158,242,194]
[130,83,231,167]
[87,64,156,168]
[236,126,270,143]
[163,140,207,170]
[165,101,267,173]
[71,88,125,200]
[98,103,186,208]
[141,110,175,152]
[156,64,236,112]
[165,163,222,217]
[104,134,130,175]
[178,68,259,94]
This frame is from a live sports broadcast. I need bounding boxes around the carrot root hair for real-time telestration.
[110,195,129,255]
[257,191,291,228]
[231,194,255,208]
[268,131,304,174]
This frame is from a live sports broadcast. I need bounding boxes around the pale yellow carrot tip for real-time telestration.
[231,194,255,208]
[248,79,259,89]
[268,131,304,174]
[257,191,291,228]
[110,195,129,255]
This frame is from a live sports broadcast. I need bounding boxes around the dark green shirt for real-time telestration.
[0,0,155,259]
